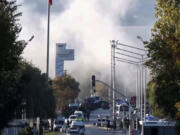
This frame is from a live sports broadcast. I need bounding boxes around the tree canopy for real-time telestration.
[95,82,109,102]
[0,0,26,130]
[145,0,180,120]
[52,75,80,113]
[17,62,56,119]
[0,1,56,131]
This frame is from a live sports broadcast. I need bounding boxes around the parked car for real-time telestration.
[67,120,85,135]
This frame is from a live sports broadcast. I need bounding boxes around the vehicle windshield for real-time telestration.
[75,113,82,117]
[94,96,100,100]
[120,106,129,111]
[70,116,77,119]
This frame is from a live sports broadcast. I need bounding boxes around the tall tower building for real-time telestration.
[55,43,74,77]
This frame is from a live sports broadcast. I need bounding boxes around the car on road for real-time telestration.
[101,118,108,127]
[109,120,114,128]
[53,119,64,131]
[95,118,102,126]
[74,111,84,121]
[67,127,80,135]
[67,120,85,135]
[59,124,67,133]
[69,115,78,123]
[98,101,109,109]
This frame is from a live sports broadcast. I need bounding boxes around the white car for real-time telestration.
[69,115,78,123]
[101,118,108,127]
[74,111,84,120]
[67,120,85,135]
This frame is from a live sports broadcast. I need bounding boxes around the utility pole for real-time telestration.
[136,64,139,130]
[144,67,147,120]
[111,40,116,120]
[110,45,113,102]
[141,55,144,135]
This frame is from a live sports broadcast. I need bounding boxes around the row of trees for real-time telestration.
[0,0,81,132]
[145,0,180,121]
[18,62,56,119]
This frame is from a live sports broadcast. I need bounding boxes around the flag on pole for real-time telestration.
[49,0,52,5]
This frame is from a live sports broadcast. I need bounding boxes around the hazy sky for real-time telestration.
[17,0,156,97]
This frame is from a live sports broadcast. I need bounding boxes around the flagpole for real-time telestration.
[46,1,50,80]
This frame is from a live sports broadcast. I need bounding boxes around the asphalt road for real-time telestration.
[84,108,129,135]
[60,108,129,135]
[85,122,128,135]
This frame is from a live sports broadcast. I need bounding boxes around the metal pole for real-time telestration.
[46,2,50,80]
[139,62,143,134]
[141,56,144,135]
[111,40,116,120]
[113,43,116,120]
[129,99,131,135]
[111,42,113,117]
[141,56,144,121]
[136,65,138,130]
[136,65,138,108]
[140,63,142,121]
[110,44,113,103]
[144,67,147,120]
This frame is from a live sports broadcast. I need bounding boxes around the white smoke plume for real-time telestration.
[18,0,155,98]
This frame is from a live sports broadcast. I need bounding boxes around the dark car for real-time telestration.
[98,101,109,109]
[53,119,64,131]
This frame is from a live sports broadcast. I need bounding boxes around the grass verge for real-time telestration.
[43,132,58,135]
